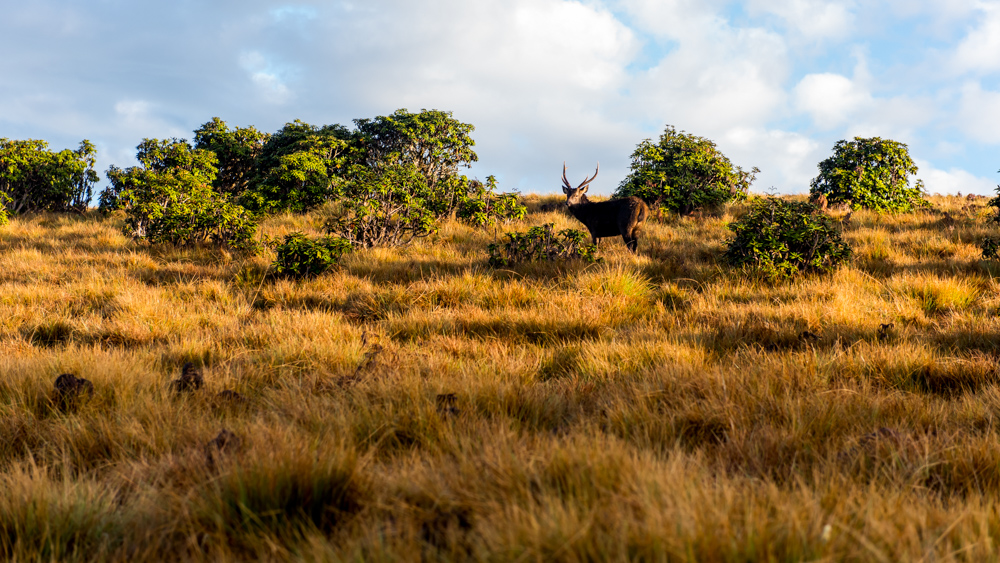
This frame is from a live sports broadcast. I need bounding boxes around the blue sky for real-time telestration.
[1,0,999,196]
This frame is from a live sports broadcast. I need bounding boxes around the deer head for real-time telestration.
[562,162,599,206]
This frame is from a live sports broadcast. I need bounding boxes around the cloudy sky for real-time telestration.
[2,0,1000,196]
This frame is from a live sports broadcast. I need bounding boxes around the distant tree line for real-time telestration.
[0,109,526,250]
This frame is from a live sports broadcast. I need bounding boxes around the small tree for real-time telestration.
[100,139,258,251]
[454,175,526,228]
[326,163,437,248]
[615,126,757,215]
[723,197,851,279]
[193,117,270,197]
[354,109,478,217]
[246,120,358,214]
[0,138,98,214]
[488,224,602,267]
[810,137,928,212]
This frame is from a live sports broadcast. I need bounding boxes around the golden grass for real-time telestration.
[3,194,1000,560]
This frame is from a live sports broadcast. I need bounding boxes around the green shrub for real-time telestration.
[723,197,851,279]
[100,139,259,252]
[488,224,602,267]
[981,186,1000,260]
[455,175,526,228]
[810,136,929,212]
[272,232,352,279]
[326,163,437,248]
[0,138,98,214]
[614,125,757,215]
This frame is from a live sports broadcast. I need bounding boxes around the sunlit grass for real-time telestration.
[2,194,1000,559]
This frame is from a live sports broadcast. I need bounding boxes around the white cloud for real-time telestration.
[916,160,997,195]
[745,0,855,40]
[239,51,293,104]
[722,127,824,190]
[957,81,1000,143]
[794,73,872,129]
[952,2,1000,73]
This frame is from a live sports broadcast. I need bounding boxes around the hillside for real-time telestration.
[2,194,1000,560]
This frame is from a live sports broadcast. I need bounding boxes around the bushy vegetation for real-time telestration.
[488,223,601,267]
[271,232,352,279]
[101,138,259,251]
[94,109,516,252]
[454,175,526,228]
[810,136,929,212]
[614,125,757,215]
[0,138,97,214]
[723,197,852,279]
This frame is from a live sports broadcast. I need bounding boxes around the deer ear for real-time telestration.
[562,185,570,194]
[580,185,589,194]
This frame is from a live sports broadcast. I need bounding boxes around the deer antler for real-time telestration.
[562,162,574,191]
[577,163,599,189]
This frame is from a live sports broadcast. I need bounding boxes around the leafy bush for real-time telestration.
[354,109,477,218]
[488,224,602,267]
[0,138,98,214]
[271,232,352,279]
[100,139,259,251]
[614,126,757,215]
[810,137,928,212]
[243,120,357,214]
[455,175,526,228]
[327,163,437,248]
[980,185,1000,260]
[192,117,270,197]
[723,197,851,279]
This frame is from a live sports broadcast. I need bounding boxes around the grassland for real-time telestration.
[3,194,1000,561]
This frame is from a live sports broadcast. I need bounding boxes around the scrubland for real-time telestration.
[3,194,1000,561]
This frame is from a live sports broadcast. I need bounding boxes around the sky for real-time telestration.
[2,0,1000,197]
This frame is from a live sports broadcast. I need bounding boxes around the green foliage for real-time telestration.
[810,137,928,213]
[327,163,438,248]
[455,175,526,228]
[271,232,352,279]
[488,224,602,267]
[0,138,98,214]
[193,117,269,197]
[980,182,1000,260]
[100,139,259,251]
[614,126,757,215]
[354,108,478,218]
[247,120,357,214]
[723,197,852,279]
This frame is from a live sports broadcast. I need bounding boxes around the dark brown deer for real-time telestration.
[562,163,648,253]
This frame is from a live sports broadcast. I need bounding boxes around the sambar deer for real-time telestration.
[561,163,648,253]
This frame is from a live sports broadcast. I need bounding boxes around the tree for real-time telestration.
[327,162,437,248]
[354,109,477,217]
[614,126,757,215]
[246,120,357,214]
[723,197,851,279]
[0,138,98,214]
[99,139,258,251]
[809,137,927,212]
[193,117,269,197]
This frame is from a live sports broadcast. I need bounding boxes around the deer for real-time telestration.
[561,162,648,253]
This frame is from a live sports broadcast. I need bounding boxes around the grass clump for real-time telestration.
[488,223,601,267]
[271,232,351,279]
[723,197,851,279]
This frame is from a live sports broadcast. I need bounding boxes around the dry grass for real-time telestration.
[3,194,1000,560]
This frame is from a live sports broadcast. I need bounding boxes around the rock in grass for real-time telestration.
[205,428,243,466]
[52,373,94,410]
[436,393,460,417]
[170,362,203,393]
